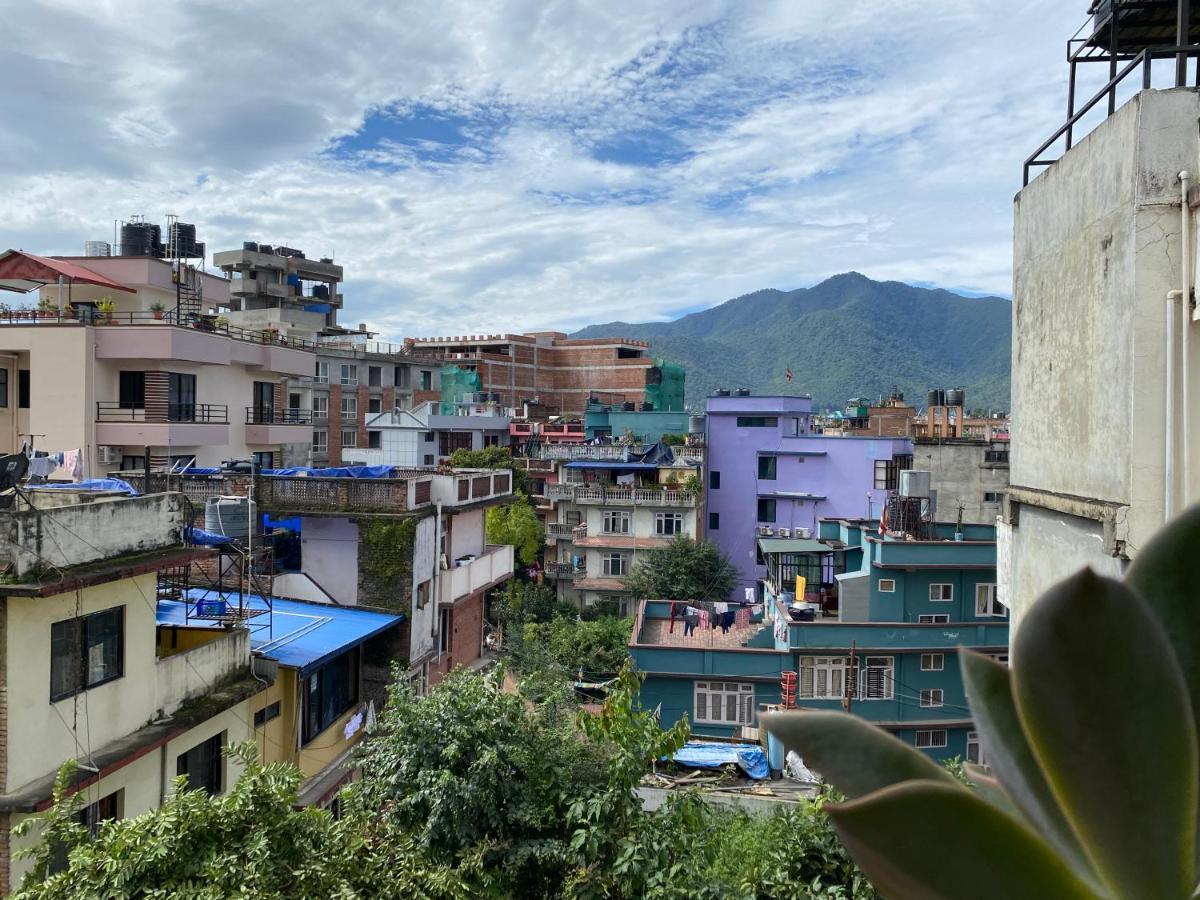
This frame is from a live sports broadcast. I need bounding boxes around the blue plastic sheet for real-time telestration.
[263,465,397,479]
[179,466,220,475]
[666,741,770,780]
[186,526,234,546]
[32,478,139,496]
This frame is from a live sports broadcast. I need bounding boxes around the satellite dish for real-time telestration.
[0,453,28,490]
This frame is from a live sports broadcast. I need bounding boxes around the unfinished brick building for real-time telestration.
[403,332,685,417]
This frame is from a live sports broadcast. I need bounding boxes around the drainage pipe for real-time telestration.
[1181,170,1193,507]
[1167,290,1182,521]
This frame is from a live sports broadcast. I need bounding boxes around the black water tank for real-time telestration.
[312,285,330,300]
[170,222,197,256]
[946,388,965,407]
[120,222,160,257]
[735,387,751,397]
[243,241,259,252]
[715,389,731,397]
[622,401,636,411]
[259,244,274,255]
[641,401,654,411]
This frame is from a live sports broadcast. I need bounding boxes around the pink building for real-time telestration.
[0,251,314,476]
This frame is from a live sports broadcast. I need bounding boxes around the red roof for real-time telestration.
[0,250,135,293]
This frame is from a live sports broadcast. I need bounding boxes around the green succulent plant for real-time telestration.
[763,504,1200,900]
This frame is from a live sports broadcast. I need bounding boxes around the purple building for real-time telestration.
[705,391,913,599]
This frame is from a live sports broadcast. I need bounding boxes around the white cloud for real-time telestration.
[0,0,1085,338]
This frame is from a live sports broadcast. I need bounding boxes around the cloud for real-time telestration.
[0,0,1082,337]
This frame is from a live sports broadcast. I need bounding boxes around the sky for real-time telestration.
[0,1,1093,338]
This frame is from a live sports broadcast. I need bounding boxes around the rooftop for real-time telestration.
[639,616,771,650]
[157,591,403,678]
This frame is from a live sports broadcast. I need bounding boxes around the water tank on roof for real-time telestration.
[735,387,751,397]
[714,389,731,397]
[169,222,198,257]
[204,496,256,542]
[319,257,333,264]
[688,415,705,434]
[899,470,931,499]
[927,389,943,408]
[259,244,274,255]
[243,241,259,252]
[640,401,654,411]
[946,388,965,408]
[622,401,636,411]
[120,222,162,257]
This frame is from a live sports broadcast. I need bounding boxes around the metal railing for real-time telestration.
[562,484,699,506]
[96,402,229,424]
[544,561,585,579]
[1025,44,1200,184]
[245,406,314,425]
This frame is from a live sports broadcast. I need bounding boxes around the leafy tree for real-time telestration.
[624,535,737,602]
[486,491,544,565]
[512,616,633,680]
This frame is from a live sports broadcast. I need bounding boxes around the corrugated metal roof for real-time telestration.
[757,538,833,555]
[157,591,403,677]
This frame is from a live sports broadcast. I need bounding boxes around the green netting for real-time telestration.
[440,364,481,414]
[644,358,685,412]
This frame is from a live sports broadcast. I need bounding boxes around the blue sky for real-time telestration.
[0,1,1085,337]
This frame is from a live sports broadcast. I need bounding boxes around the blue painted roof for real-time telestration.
[157,590,403,677]
[564,460,660,470]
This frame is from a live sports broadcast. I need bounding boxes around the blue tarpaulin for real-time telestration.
[264,514,301,531]
[263,465,397,479]
[186,526,233,546]
[32,478,139,496]
[179,466,220,475]
[666,741,770,780]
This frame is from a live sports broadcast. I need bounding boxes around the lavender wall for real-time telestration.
[705,394,912,599]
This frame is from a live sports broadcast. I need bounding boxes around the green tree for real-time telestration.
[486,491,544,565]
[623,535,737,602]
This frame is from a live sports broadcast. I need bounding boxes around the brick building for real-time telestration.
[404,332,685,417]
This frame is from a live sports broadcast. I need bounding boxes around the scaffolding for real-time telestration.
[644,359,686,412]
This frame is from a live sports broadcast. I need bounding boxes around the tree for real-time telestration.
[487,491,543,565]
[518,616,633,679]
[623,535,737,602]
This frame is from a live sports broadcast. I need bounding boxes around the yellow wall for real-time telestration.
[156,624,229,657]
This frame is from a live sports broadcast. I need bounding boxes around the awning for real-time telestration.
[0,250,136,293]
[757,537,835,555]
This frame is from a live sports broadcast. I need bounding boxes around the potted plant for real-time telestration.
[96,297,115,324]
[150,301,166,320]
[62,303,76,320]
[37,297,56,319]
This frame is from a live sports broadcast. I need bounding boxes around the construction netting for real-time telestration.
[440,364,482,414]
[644,359,686,412]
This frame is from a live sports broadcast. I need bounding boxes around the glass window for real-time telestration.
[368,430,382,449]
[423,454,435,466]
[0,368,8,408]
[858,656,894,700]
[693,680,754,725]
[983,491,1003,503]
[166,372,195,422]
[419,370,432,391]
[602,552,629,576]
[798,657,847,699]
[756,498,776,523]
[602,509,631,534]
[916,729,948,749]
[18,369,29,409]
[177,733,224,796]
[966,731,985,765]
[975,583,1005,617]
[341,395,357,420]
[918,614,950,624]
[929,584,954,602]
[253,381,275,421]
[340,364,358,386]
[708,512,719,530]
[253,701,281,727]
[439,608,450,654]
[439,432,473,456]
[302,648,359,744]
[118,371,145,409]
[873,454,913,491]
[920,688,944,708]
[655,512,683,536]
[341,429,357,448]
[368,366,382,387]
[315,361,329,383]
[395,367,411,389]
[709,470,720,490]
[736,416,778,427]
[51,606,124,701]
[368,397,382,414]
[790,417,801,436]
[757,456,777,480]
[252,451,273,470]
[920,653,945,671]
[416,580,430,610]
[312,430,327,453]
[313,395,328,420]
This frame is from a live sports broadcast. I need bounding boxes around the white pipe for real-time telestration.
[432,499,443,674]
[1182,170,1193,505]
[57,274,63,315]
[1167,289,1182,521]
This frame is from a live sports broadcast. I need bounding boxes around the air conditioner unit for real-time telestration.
[777,527,791,538]
[97,446,120,465]
[758,526,775,536]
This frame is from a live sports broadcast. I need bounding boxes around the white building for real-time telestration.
[351,400,510,468]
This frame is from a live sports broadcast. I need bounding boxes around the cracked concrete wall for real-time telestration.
[1005,88,1200,631]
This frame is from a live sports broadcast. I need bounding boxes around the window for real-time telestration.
[983,449,1009,464]
[920,653,945,672]
[341,429,357,448]
[118,371,145,409]
[439,432,473,456]
[254,701,281,727]
[368,365,382,387]
[341,395,357,421]
[790,416,801,436]
[423,454,435,466]
[252,381,275,421]
[602,552,630,577]
[313,395,328,420]
[423,431,435,443]
[365,430,382,450]
[602,509,631,534]
[916,729,948,749]
[395,366,411,388]
[303,648,359,744]
[50,606,124,701]
[340,364,358,386]
[708,512,719,530]
[858,656,894,700]
[313,430,328,453]
[873,453,913,490]
[0,368,7,407]
[289,392,301,411]
[48,790,123,873]
[799,657,848,700]
[983,491,1003,503]
[416,580,430,610]
[694,681,754,725]
[18,369,29,409]
[757,456,777,480]
[419,370,433,391]
[966,731,986,765]
[252,451,274,470]
[166,372,195,421]
[655,512,684,536]
[315,361,329,383]
[976,583,1005,617]
[439,608,450,654]
[177,733,224,796]
[929,583,953,602]
[878,579,896,593]
[918,614,950,624]
[756,498,776,523]
[368,397,382,414]
[736,416,778,428]
[709,471,720,490]
[920,688,944,708]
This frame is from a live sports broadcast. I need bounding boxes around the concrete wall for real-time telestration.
[300,516,360,604]
[915,441,1008,524]
[1004,88,1200,629]
[410,515,437,665]
[449,508,485,561]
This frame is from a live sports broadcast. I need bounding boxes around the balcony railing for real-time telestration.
[245,406,314,425]
[96,402,229,424]
[530,443,704,463]
[340,377,359,386]
[545,522,584,539]
[544,562,584,579]
[551,484,698,506]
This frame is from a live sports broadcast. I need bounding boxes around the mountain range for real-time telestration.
[571,272,1012,412]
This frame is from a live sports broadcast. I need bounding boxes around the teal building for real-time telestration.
[583,399,691,444]
[629,518,1007,763]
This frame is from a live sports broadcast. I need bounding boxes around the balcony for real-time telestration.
[155,627,251,716]
[563,485,698,507]
[545,522,578,540]
[544,561,584,580]
[95,402,230,447]
[245,406,315,445]
[438,544,514,604]
[436,469,512,507]
[531,443,703,464]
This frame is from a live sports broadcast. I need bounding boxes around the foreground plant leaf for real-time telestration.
[827,780,1100,900]
[1014,570,1198,900]
[960,651,1099,889]
[760,710,958,799]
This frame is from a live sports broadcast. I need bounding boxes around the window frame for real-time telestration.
[709,470,720,490]
[18,368,30,409]
[50,605,125,702]
[693,680,755,726]
[254,701,281,727]
[302,648,360,745]
[602,509,632,535]
[367,430,382,450]
[602,552,630,577]
[176,732,225,797]
[341,395,358,421]
[312,395,328,420]
[708,512,719,530]
[312,430,328,453]
[966,730,986,765]
[756,498,776,524]
[654,511,684,536]
[757,455,777,480]
[920,652,945,672]
[975,583,1005,617]
[919,688,944,708]
[736,416,778,428]
[341,429,357,449]
[915,729,948,749]
[929,583,954,602]
[858,656,894,701]
[798,657,848,700]
[918,614,950,624]
[878,578,896,593]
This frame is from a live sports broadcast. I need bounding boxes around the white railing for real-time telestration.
[572,486,698,506]
[439,544,514,604]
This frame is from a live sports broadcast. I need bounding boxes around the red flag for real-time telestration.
[785,367,793,382]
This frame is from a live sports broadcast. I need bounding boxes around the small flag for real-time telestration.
[785,367,793,382]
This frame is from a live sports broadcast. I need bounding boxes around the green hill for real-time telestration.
[571,272,1012,412]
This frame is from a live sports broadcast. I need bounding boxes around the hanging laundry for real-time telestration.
[735,608,751,629]
[714,601,728,615]
[697,610,710,630]
[26,456,58,478]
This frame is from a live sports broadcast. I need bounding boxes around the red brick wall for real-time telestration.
[428,590,484,684]
[356,385,370,449]
[328,384,343,465]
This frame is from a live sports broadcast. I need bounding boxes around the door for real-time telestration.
[253,382,275,423]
